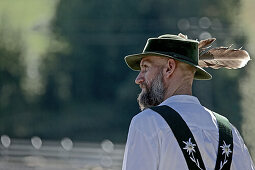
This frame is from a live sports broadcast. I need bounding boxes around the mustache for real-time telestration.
[139,81,150,89]
[139,83,146,89]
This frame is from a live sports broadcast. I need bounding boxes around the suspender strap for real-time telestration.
[213,112,233,170]
[151,105,234,170]
[150,105,206,170]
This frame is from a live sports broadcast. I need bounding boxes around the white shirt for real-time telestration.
[122,95,254,170]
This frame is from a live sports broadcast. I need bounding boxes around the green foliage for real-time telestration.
[0,0,245,142]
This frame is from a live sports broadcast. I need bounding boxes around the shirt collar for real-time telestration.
[159,95,201,106]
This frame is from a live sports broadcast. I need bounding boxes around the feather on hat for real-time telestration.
[178,33,251,70]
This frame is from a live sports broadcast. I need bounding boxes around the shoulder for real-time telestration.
[211,112,251,157]
[230,125,255,168]
[132,108,158,124]
[130,108,168,138]
[231,125,248,151]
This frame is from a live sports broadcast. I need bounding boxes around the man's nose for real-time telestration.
[135,72,144,84]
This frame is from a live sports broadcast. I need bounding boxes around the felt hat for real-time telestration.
[124,34,212,80]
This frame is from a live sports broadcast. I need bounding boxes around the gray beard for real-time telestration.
[137,72,165,111]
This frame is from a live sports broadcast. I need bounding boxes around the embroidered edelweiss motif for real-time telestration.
[183,138,196,155]
[220,141,232,157]
[219,141,232,170]
[183,138,203,170]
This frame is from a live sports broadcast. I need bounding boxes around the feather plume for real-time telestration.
[177,33,188,39]
[176,33,251,69]
[198,38,216,49]
[198,38,216,54]
[199,47,251,69]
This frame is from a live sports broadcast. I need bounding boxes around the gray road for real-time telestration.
[0,138,125,170]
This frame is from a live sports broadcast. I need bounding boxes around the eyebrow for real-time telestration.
[140,58,153,67]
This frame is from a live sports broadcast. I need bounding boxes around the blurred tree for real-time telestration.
[0,0,248,143]
[0,0,65,138]
[0,25,29,137]
[46,0,244,142]
[238,0,255,159]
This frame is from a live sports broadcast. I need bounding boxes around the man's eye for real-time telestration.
[143,65,148,69]
[142,66,148,72]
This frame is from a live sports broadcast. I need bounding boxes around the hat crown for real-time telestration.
[158,34,188,40]
[142,35,199,65]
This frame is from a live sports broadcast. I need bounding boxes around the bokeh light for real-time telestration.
[101,139,114,153]
[61,137,73,151]
[31,136,42,149]
[1,135,11,148]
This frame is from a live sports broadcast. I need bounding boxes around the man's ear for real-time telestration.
[164,59,176,78]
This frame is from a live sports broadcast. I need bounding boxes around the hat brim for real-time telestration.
[125,52,212,80]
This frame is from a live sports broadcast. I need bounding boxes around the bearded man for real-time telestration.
[122,34,254,170]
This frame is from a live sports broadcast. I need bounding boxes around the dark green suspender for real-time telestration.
[150,105,233,170]
[213,112,233,170]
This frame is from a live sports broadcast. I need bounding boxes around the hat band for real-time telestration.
[143,50,198,65]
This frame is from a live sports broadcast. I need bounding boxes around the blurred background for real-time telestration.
[0,0,255,169]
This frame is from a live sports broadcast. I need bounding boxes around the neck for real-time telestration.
[173,84,192,96]
[163,78,193,100]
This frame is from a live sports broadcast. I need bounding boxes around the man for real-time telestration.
[122,34,254,170]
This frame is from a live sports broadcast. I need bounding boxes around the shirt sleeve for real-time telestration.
[122,118,158,170]
[231,126,255,170]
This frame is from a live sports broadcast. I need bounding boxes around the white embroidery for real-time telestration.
[219,141,232,170]
[183,138,203,170]
[183,138,196,154]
